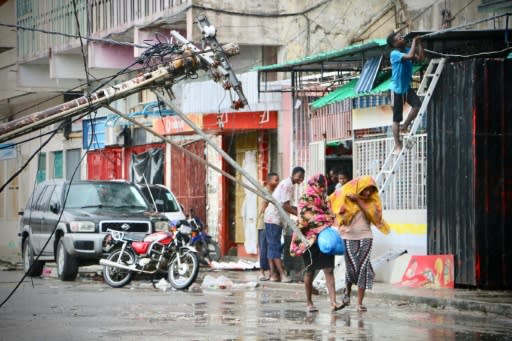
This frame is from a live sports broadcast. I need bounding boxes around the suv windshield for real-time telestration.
[65,183,149,209]
[141,186,180,213]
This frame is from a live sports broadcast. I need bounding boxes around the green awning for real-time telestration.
[311,65,423,110]
[253,39,387,72]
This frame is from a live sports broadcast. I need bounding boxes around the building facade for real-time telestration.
[0,0,508,263]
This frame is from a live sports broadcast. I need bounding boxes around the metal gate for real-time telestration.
[307,139,326,183]
[354,134,427,210]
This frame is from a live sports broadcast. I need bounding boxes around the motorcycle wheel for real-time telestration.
[168,250,199,290]
[103,248,135,288]
[206,241,221,262]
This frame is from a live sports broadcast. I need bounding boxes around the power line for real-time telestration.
[72,0,93,88]
[419,12,511,38]
[191,0,332,18]
[425,46,512,58]
[0,22,146,48]
[452,0,478,20]
[0,113,92,309]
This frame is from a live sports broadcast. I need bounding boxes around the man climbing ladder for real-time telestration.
[387,32,425,154]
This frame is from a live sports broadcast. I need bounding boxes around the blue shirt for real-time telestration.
[390,48,413,94]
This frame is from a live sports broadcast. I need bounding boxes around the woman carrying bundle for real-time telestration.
[330,176,390,312]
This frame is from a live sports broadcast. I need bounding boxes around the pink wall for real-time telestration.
[89,43,135,69]
[280,92,293,177]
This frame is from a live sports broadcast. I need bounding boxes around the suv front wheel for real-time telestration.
[56,238,78,281]
[22,238,45,277]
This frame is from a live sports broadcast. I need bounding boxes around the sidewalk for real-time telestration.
[202,267,512,318]
[257,273,512,318]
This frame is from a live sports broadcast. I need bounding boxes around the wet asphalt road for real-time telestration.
[0,269,511,341]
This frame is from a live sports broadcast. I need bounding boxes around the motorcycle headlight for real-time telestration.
[154,221,169,232]
[69,221,95,233]
[179,224,192,235]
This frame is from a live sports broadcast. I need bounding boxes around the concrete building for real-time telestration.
[0,0,509,264]
[256,2,510,283]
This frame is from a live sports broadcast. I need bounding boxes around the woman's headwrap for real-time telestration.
[329,175,390,235]
[297,173,334,230]
[290,173,335,257]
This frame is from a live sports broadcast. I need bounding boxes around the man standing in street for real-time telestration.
[257,172,280,281]
[387,32,425,154]
[264,166,305,282]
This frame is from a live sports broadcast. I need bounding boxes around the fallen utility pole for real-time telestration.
[0,53,196,144]
[0,15,308,244]
[0,43,239,144]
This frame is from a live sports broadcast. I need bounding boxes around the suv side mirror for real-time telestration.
[50,202,60,214]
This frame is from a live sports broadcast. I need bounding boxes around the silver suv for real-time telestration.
[19,180,168,281]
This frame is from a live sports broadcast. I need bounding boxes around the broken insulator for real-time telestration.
[231,100,245,110]
[223,81,232,90]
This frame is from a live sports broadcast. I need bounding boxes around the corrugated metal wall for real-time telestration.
[310,99,352,142]
[427,59,512,289]
[86,148,123,180]
[170,140,207,224]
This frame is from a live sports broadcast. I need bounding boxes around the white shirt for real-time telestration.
[264,177,294,225]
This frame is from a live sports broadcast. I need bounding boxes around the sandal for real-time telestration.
[342,289,350,306]
[307,305,319,313]
[331,303,347,312]
[259,276,270,281]
[356,305,367,312]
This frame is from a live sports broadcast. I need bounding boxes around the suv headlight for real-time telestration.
[69,221,96,233]
[154,221,169,232]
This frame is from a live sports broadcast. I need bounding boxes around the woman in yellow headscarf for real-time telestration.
[329,175,390,312]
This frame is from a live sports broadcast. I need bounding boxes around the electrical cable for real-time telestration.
[0,126,61,193]
[0,116,92,309]
[1,4,133,308]
[0,22,146,48]
[419,12,511,39]
[191,0,332,18]
[451,0,478,20]
[0,128,57,149]
[72,0,93,88]
[424,46,512,58]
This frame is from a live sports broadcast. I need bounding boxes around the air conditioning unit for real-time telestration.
[105,125,125,146]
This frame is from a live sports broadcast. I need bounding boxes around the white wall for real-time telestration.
[205,135,223,241]
[374,209,427,282]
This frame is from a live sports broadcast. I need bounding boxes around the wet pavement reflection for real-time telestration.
[0,270,511,340]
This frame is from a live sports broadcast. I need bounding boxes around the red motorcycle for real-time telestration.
[100,226,199,289]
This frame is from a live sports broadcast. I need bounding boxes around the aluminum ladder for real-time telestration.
[375,58,446,195]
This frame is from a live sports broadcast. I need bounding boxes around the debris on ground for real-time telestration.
[201,274,259,290]
[202,275,234,289]
[209,260,259,270]
[155,278,172,291]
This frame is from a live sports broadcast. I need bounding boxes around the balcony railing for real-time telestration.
[16,0,190,61]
